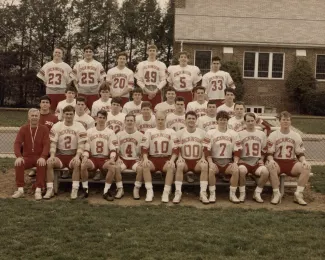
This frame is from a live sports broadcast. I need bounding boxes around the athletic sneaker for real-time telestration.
[115,188,124,199]
[43,188,54,199]
[161,190,170,203]
[145,189,154,202]
[229,192,240,204]
[253,191,263,203]
[79,188,89,199]
[35,190,42,201]
[70,188,78,200]
[294,192,307,206]
[271,191,282,205]
[209,191,216,203]
[238,192,246,203]
[133,187,140,200]
[103,190,114,201]
[12,190,24,199]
[200,191,209,204]
[173,190,182,204]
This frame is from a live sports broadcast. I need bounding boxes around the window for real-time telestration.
[194,50,211,75]
[316,55,325,80]
[244,52,284,79]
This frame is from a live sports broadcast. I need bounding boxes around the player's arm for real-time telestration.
[193,66,202,87]
[140,133,150,166]
[36,65,47,83]
[166,66,173,87]
[135,64,146,91]
[98,64,106,84]
[120,73,134,96]
[201,74,209,101]
[157,64,167,91]
[227,73,236,89]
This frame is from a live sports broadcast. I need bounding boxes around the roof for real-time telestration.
[175,0,325,47]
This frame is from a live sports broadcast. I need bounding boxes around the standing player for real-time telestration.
[202,56,236,107]
[55,86,77,121]
[174,111,209,204]
[154,87,176,115]
[140,112,179,202]
[237,113,270,203]
[81,110,118,200]
[106,97,126,134]
[106,52,134,107]
[228,102,246,132]
[167,51,202,106]
[136,101,156,133]
[115,114,145,199]
[91,83,112,118]
[217,88,236,117]
[12,109,50,200]
[135,44,167,107]
[39,95,58,130]
[186,86,208,117]
[70,45,106,108]
[206,111,241,203]
[197,100,218,132]
[166,96,186,132]
[74,97,95,130]
[43,106,87,200]
[122,88,143,116]
[37,47,72,111]
[266,111,310,205]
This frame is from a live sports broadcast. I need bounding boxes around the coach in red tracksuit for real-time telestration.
[12,108,50,200]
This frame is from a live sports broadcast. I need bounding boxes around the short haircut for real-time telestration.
[207,100,217,107]
[63,105,75,114]
[212,56,221,62]
[244,112,256,121]
[39,95,51,104]
[141,101,152,109]
[178,51,190,59]
[175,96,185,103]
[117,51,128,60]
[28,108,40,116]
[54,46,64,53]
[65,85,77,93]
[216,110,230,120]
[97,110,108,118]
[76,96,87,104]
[195,86,205,93]
[224,87,235,95]
[125,114,136,121]
[83,45,94,52]
[278,111,292,120]
[99,82,110,93]
[234,101,245,109]
[147,44,157,50]
[165,86,176,94]
[185,111,197,119]
[156,111,167,119]
[132,87,143,96]
[111,97,122,105]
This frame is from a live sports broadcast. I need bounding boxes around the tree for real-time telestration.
[221,61,244,101]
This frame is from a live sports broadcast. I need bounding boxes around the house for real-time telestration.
[173,0,325,111]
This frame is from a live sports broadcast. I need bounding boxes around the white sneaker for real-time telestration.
[161,190,170,203]
[209,191,216,203]
[200,191,209,204]
[173,190,182,204]
[115,188,124,199]
[145,189,154,202]
[70,188,78,200]
[294,192,307,206]
[271,191,282,205]
[229,192,240,204]
[253,191,263,203]
[35,191,42,201]
[28,170,36,177]
[133,187,140,200]
[12,190,24,199]
[239,192,246,203]
[43,188,54,200]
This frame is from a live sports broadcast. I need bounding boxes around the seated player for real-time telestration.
[39,95,58,130]
[12,109,50,200]
[74,96,95,130]
[106,97,126,134]
[217,87,235,117]
[91,83,112,118]
[197,100,218,131]
[238,113,270,203]
[206,111,241,203]
[186,86,208,117]
[174,111,209,204]
[266,111,311,205]
[115,114,145,199]
[122,88,143,116]
[44,105,87,200]
[166,96,186,132]
[55,85,77,121]
[140,111,179,202]
[81,110,118,200]
[227,101,246,132]
[154,87,176,115]
[136,101,156,133]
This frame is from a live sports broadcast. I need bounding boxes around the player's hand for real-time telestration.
[266,159,277,170]
[81,156,88,165]
[47,156,56,165]
[72,156,81,167]
[165,160,175,169]
[108,158,116,165]
[209,162,217,172]
[199,158,208,166]
[302,160,311,170]
[142,158,150,168]
[229,162,238,172]
[148,93,156,100]
[176,157,185,165]
[37,158,46,167]
[116,158,123,166]
[14,157,24,167]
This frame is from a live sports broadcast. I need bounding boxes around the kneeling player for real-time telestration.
[206,111,242,203]
[175,111,209,204]
[81,110,118,200]
[266,111,311,205]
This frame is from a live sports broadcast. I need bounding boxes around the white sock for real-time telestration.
[209,185,216,192]
[273,188,280,193]
[296,186,305,193]
[134,181,142,188]
[145,182,153,190]
[35,188,41,193]
[200,181,208,192]
[47,182,53,189]
[230,186,237,193]
[116,181,123,189]
[104,183,111,194]
[164,185,171,193]
[72,181,79,189]
[18,187,24,192]
[255,186,263,193]
[82,181,88,189]
[175,181,182,191]
[239,186,245,193]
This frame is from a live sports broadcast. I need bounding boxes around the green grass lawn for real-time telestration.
[0,200,324,260]
[292,118,325,134]
[0,110,27,127]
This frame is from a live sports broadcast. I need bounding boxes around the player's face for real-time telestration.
[84,49,93,60]
[76,101,86,113]
[100,90,110,100]
[64,111,74,123]
[28,111,40,125]
[280,116,291,128]
[196,89,205,101]
[111,102,120,113]
[53,49,63,60]
[133,93,142,103]
[141,107,151,117]
[96,114,107,126]
[245,115,256,130]
[156,114,166,128]
[65,91,75,100]
[117,55,127,67]
[147,48,157,59]
[125,116,135,128]
[234,105,245,117]
[175,101,184,112]
[178,54,188,66]
[211,60,221,71]
[166,91,176,102]
[40,100,50,111]
[217,117,228,127]
[207,104,217,116]
[186,115,197,128]
[225,92,235,103]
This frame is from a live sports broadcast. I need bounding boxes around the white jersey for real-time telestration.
[74,113,95,130]
[141,128,179,156]
[136,115,156,133]
[239,129,267,165]
[70,59,106,94]
[135,60,167,91]
[117,130,144,160]
[228,117,245,132]
[91,98,112,117]
[50,121,87,155]
[122,101,142,116]
[167,65,202,92]
[186,101,208,117]
[55,100,76,121]
[177,128,209,160]
[197,115,217,131]
[85,127,118,157]
[206,129,241,165]
[267,129,305,160]
[217,103,235,117]
[106,112,126,134]
[202,70,235,100]
[154,102,175,115]
[106,66,134,98]
[166,113,186,132]
[37,61,72,94]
